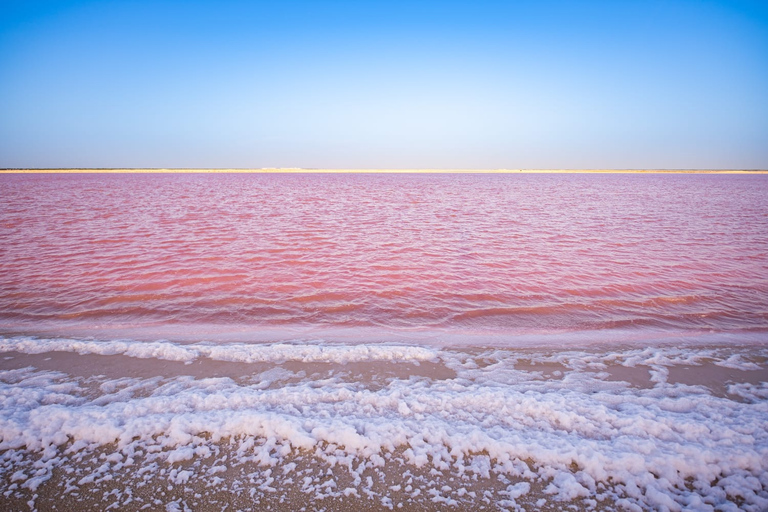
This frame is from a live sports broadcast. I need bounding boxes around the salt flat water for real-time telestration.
[1,172,767,338]
[0,172,767,511]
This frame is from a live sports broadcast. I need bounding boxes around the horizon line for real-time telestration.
[2,168,768,174]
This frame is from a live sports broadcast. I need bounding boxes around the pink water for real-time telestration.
[1,172,767,341]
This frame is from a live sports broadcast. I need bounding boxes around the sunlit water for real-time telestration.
[1,173,767,511]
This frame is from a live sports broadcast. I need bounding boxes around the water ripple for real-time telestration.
[1,173,767,334]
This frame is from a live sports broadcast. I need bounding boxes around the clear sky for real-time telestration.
[1,0,766,169]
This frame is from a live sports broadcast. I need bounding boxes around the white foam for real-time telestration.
[0,337,767,510]
[0,336,439,364]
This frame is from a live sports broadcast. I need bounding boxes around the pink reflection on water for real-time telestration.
[0,173,766,335]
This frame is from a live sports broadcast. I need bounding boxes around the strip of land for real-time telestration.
[1,168,767,174]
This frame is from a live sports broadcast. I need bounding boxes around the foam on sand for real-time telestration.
[1,335,767,511]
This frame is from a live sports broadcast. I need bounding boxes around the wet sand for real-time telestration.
[3,347,766,395]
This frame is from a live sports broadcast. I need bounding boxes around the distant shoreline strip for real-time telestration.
[1,168,767,174]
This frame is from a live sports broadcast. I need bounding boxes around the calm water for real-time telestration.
[1,172,766,339]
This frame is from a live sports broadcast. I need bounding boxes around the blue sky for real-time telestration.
[1,0,766,169]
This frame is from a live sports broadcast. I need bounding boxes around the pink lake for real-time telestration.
[0,172,766,343]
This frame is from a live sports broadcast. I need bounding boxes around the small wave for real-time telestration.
[451,304,586,321]
[0,336,440,364]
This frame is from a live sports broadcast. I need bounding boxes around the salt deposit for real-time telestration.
[1,335,766,511]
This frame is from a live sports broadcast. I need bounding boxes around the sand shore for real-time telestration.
[2,341,766,511]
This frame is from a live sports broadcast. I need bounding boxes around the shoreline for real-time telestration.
[3,319,768,349]
[1,336,766,511]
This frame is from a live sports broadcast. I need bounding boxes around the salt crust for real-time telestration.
[1,336,767,511]
[0,336,439,364]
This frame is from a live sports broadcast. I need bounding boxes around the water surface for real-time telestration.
[1,172,766,341]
